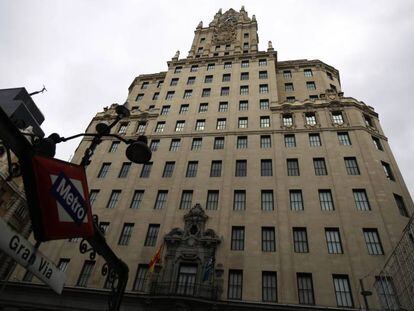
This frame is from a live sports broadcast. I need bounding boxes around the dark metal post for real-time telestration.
[360,278,371,311]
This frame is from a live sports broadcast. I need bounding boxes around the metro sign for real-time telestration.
[32,156,94,241]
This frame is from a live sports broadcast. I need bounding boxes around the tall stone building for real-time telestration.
[5,7,414,311]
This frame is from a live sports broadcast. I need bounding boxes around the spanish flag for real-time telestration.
[148,243,164,272]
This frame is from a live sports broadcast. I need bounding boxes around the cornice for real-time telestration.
[277,59,339,76]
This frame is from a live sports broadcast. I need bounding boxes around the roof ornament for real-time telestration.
[197,21,203,28]
[252,14,256,21]
[268,40,274,51]
[218,8,222,14]
[241,5,245,12]
[172,50,180,60]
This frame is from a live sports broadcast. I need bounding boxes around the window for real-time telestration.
[162,161,175,177]
[282,114,293,126]
[237,136,248,149]
[239,100,248,111]
[344,157,360,175]
[170,78,179,86]
[244,33,249,38]
[204,75,213,83]
[214,137,225,149]
[98,163,111,178]
[148,104,155,110]
[175,121,185,132]
[259,59,267,66]
[153,92,159,100]
[218,102,228,112]
[382,161,395,181]
[287,159,300,176]
[190,65,198,72]
[333,275,354,308]
[304,69,313,77]
[154,191,168,209]
[309,95,318,100]
[325,228,343,254]
[77,261,95,287]
[259,84,269,93]
[224,62,232,69]
[293,228,308,252]
[394,194,409,217]
[107,190,121,209]
[372,136,383,151]
[183,90,192,99]
[118,162,131,178]
[261,190,274,211]
[118,122,128,134]
[140,162,153,178]
[202,88,211,97]
[157,80,163,88]
[332,111,344,124]
[99,222,110,235]
[306,81,316,90]
[375,276,400,310]
[207,63,215,70]
[241,60,249,68]
[179,190,193,210]
[259,71,268,79]
[186,77,195,85]
[150,139,160,151]
[285,83,294,91]
[262,272,277,302]
[118,223,134,245]
[284,134,296,147]
[165,91,174,100]
[179,104,189,114]
[233,190,246,211]
[240,72,249,80]
[353,189,371,211]
[89,190,99,206]
[144,224,160,246]
[313,158,327,175]
[243,42,249,49]
[363,229,384,255]
[290,190,304,211]
[137,122,147,133]
[186,161,198,177]
[141,81,149,89]
[210,161,222,177]
[283,70,292,79]
[109,141,120,153]
[260,116,270,128]
[222,74,231,82]
[57,258,70,272]
[155,121,165,133]
[228,270,243,300]
[363,114,374,127]
[176,264,197,295]
[199,103,208,113]
[191,138,202,150]
[130,190,144,209]
[206,190,219,210]
[220,86,230,96]
[297,273,314,305]
[135,94,144,101]
[240,85,249,95]
[262,227,276,252]
[338,132,351,145]
[195,119,205,131]
[174,66,182,73]
[327,71,333,80]
[238,117,248,128]
[225,44,231,50]
[319,190,334,211]
[169,139,181,151]
[260,99,269,110]
[216,118,226,129]
[305,112,317,126]
[331,84,337,92]
[235,160,247,177]
[308,133,321,147]
[231,227,245,250]
[133,265,148,292]
[261,159,273,176]
[261,135,271,148]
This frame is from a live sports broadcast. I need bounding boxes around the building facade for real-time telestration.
[5,7,414,311]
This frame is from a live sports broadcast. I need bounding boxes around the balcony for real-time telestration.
[150,281,219,300]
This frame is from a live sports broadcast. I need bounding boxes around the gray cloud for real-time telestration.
[1,0,413,196]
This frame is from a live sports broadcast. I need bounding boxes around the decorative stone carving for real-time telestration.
[268,40,273,51]
[173,50,180,59]
[197,21,203,29]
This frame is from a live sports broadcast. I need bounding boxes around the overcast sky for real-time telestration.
[1,0,413,197]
